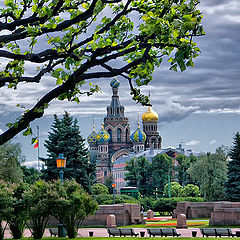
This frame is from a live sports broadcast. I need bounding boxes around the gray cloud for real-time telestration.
[0,0,239,130]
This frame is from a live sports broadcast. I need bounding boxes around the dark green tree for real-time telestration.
[125,156,152,196]
[226,132,240,201]
[151,154,173,197]
[0,141,25,183]
[41,112,95,192]
[21,166,41,184]
[188,147,227,201]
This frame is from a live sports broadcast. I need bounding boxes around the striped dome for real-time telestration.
[87,125,97,144]
[130,123,146,143]
[110,77,120,88]
[96,124,110,143]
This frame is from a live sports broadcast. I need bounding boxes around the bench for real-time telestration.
[147,228,162,237]
[161,228,181,237]
[118,228,138,237]
[147,228,181,237]
[49,228,58,237]
[200,228,217,237]
[107,228,121,237]
[215,228,236,237]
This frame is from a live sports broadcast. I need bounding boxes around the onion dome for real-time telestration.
[142,106,159,122]
[96,123,110,143]
[130,121,146,143]
[87,124,97,144]
[110,77,120,88]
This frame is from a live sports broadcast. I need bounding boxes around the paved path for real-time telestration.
[2,227,240,238]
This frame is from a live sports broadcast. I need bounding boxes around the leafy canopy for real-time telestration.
[0,0,204,144]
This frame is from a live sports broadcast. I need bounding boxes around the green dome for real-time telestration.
[110,77,120,88]
[130,122,146,143]
[96,124,110,143]
[87,125,97,144]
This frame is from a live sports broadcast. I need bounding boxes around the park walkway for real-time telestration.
[2,227,240,238]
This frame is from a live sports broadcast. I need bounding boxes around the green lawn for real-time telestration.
[9,238,240,240]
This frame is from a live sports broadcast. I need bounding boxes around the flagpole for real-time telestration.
[37,125,40,170]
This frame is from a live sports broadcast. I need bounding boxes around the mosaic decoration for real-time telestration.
[110,77,120,88]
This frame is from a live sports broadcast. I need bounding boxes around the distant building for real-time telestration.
[87,78,193,190]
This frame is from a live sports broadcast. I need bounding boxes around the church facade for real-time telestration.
[87,78,163,184]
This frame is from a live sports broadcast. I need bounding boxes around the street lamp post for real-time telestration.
[56,153,67,237]
[112,183,116,204]
[56,153,66,184]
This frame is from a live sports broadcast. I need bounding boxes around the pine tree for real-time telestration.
[226,132,240,201]
[41,112,95,192]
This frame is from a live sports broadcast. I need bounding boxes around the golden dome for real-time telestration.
[142,106,159,122]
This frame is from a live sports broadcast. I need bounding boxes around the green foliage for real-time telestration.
[21,166,41,184]
[125,156,153,196]
[41,112,95,192]
[163,182,183,197]
[0,141,25,183]
[151,154,173,196]
[0,0,204,145]
[92,183,109,195]
[7,182,29,239]
[139,196,155,211]
[188,148,228,201]
[47,180,98,239]
[93,194,139,205]
[226,132,240,201]
[125,154,172,197]
[26,180,52,239]
[104,174,113,194]
[181,184,201,197]
[0,181,12,240]
[175,154,197,185]
[163,182,200,198]
[152,197,204,215]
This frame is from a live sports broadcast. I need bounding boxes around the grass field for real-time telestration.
[12,238,240,240]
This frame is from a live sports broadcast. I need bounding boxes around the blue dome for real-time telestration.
[110,77,120,88]
[96,124,110,143]
[87,125,97,144]
[130,123,146,143]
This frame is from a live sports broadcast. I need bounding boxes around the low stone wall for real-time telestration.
[82,203,141,226]
[209,202,240,226]
[47,203,141,227]
[173,202,230,219]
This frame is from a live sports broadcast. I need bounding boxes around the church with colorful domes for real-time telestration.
[87,78,163,185]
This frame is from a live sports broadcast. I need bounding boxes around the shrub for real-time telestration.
[152,197,204,215]
[91,183,109,195]
[163,182,183,197]
[48,180,98,239]
[181,184,201,197]
[93,194,139,205]
[7,182,29,239]
[139,196,155,211]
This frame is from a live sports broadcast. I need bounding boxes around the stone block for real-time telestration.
[177,214,187,229]
[106,214,117,228]
[147,209,154,219]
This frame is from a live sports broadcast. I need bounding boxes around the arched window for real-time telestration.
[117,128,122,142]
[108,129,112,143]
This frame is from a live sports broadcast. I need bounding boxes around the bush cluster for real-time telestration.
[152,197,204,215]
[0,179,97,240]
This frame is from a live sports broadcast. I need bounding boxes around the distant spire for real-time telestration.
[138,113,140,128]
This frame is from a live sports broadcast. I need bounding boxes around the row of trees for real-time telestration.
[0,179,97,240]
[1,112,240,203]
[125,136,240,202]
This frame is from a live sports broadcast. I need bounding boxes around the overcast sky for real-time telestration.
[0,0,240,168]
